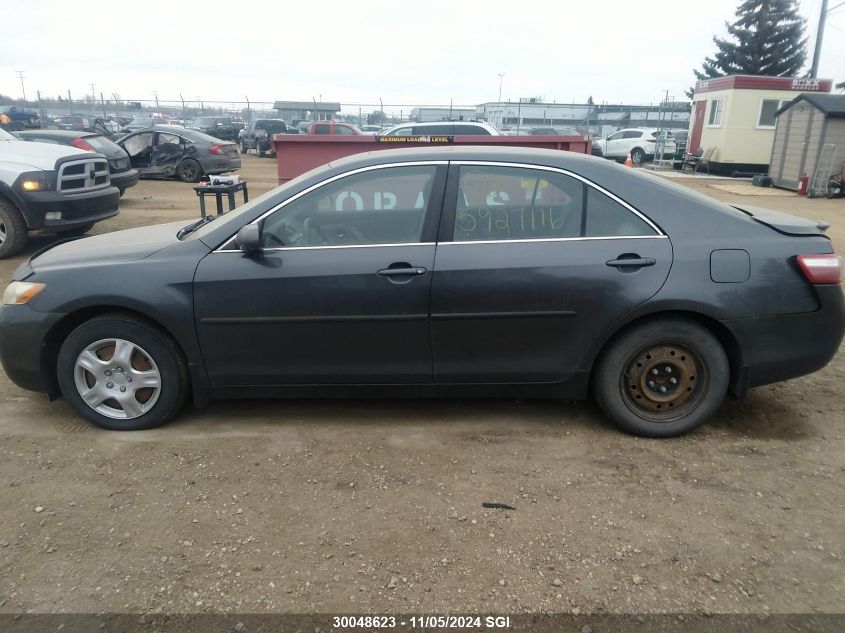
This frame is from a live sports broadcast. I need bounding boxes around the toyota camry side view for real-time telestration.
[0,146,842,437]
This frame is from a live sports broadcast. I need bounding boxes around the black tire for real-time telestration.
[118,188,126,197]
[0,196,29,259]
[176,158,203,183]
[630,147,645,165]
[593,317,729,437]
[240,140,248,154]
[55,222,95,237]
[56,313,189,431]
[256,139,265,157]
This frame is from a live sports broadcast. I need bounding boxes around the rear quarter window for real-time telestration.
[585,188,656,237]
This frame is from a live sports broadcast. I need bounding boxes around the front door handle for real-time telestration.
[377,265,427,277]
[606,255,656,269]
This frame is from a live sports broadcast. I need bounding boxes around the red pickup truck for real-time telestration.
[308,121,362,135]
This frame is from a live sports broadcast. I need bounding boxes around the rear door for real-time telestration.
[430,162,672,384]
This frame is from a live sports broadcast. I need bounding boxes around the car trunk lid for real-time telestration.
[732,204,830,237]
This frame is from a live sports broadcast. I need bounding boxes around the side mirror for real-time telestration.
[235,224,261,255]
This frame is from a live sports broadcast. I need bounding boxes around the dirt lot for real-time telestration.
[0,156,842,616]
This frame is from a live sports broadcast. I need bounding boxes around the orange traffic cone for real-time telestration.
[624,152,634,167]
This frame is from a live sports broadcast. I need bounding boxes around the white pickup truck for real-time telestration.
[0,127,120,258]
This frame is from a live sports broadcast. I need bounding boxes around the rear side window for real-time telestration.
[623,130,644,139]
[314,124,330,134]
[585,188,656,237]
[416,124,453,135]
[454,166,584,241]
[453,124,490,135]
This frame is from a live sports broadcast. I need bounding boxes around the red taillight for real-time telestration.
[797,254,842,284]
[208,144,225,155]
[70,138,94,151]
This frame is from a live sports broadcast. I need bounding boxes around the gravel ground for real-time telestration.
[0,156,842,616]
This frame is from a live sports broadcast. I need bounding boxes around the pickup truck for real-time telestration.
[238,119,291,156]
[0,127,120,257]
[0,105,39,130]
[308,121,362,135]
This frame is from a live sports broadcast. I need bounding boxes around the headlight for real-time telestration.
[15,171,54,192]
[3,281,46,305]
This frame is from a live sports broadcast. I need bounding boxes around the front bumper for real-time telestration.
[723,284,845,393]
[0,304,64,394]
[18,186,120,230]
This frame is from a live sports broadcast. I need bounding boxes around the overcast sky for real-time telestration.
[1,0,843,113]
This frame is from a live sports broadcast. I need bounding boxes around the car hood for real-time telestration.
[0,140,89,170]
[27,221,188,273]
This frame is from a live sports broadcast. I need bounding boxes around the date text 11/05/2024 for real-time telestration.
[332,615,512,629]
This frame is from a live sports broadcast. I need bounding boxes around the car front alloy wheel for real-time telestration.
[57,313,188,430]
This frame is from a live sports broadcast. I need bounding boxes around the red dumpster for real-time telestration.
[270,134,591,184]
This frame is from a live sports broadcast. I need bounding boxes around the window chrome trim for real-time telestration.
[440,235,667,246]
[214,161,448,252]
[217,242,436,254]
[450,160,664,236]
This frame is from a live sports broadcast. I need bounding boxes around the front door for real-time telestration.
[689,100,706,153]
[430,163,672,384]
[122,132,154,171]
[193,163,446,386]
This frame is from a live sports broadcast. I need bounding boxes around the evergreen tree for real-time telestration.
[690,0,807,94]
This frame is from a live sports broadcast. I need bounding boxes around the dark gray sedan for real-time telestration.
[115,125,240,182]
[0,147,842,437]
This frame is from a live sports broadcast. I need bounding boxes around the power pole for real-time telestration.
[811,0,829,78]
[497,73,505,102]
[90,83,96,104]
[153,90,160,109]
[15,70,26,102]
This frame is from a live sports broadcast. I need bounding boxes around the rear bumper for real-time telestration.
[111,169,140,191]
[205,157,241,175]
[0,304,64,394]
[723,285,845,393]
[18,186,120,230]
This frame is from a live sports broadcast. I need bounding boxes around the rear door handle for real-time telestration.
[606,256,656,269]
[377,266,427,277]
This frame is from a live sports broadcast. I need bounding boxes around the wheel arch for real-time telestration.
[585,309,745,397]
[40,305,195,400]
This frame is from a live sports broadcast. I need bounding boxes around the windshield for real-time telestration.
[256,121,287,133]
[0,128,16,141]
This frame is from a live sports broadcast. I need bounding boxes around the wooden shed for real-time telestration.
[769,94,845,191]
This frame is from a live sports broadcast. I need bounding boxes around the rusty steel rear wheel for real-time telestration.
[621,343,707,422]
[593,318,729,437]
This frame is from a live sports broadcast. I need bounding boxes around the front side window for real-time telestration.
[122,132,153,156]
[453,166,584,241]
[334,125,355,135]
[389,127,413,136]
[314,124,330,134]
[260,165,437,248]
[707,99,724,126]
[606,131,624,141]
